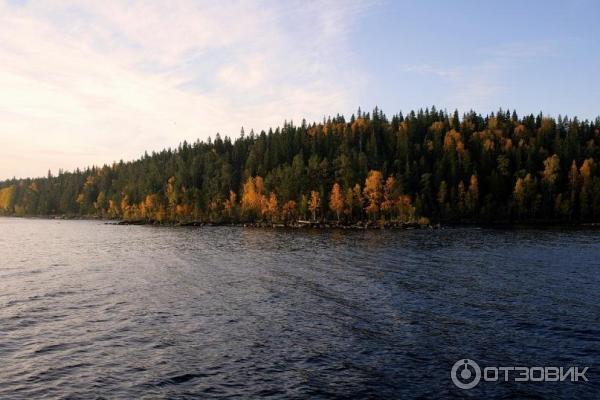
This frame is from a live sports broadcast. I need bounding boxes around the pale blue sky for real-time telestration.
[0,0,598,178]
[354,0,600,119]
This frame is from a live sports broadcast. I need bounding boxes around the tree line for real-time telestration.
[1,107,600,225]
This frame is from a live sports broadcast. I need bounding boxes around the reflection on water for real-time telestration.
[0,218,598,398]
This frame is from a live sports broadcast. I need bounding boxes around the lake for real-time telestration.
[0,218,598,398]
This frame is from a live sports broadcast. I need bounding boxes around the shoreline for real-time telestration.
[2,214,600,230]
[116,220,437,230]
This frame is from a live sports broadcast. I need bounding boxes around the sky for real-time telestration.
[0,0,599,179]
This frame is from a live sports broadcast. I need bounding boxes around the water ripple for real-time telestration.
[0,218,599,398]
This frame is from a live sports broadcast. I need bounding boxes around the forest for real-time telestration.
[1,107,600,226]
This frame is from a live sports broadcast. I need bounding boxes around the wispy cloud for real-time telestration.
[0,0,372,178]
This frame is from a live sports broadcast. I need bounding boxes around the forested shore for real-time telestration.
[2,107,600,227]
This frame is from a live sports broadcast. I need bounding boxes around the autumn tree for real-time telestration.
[308,190,321,221]
[363,170,383,220]
[241,176,264,220]
[224,190,237,220]
[381,176,398,220]
[579,158,595,218]
[541,154,561,214]
[542,155,560,190]
[513,177,526,218]
[466,174,479,216]
[281,200,297,225]
[329,182,344,221]
[514,173,538,218]
[0,185,16,213]
[265,192,279,222]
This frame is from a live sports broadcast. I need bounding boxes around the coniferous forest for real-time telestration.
[1,107,600,226]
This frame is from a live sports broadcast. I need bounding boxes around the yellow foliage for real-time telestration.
[351,118,369,135]
[363,170,383,217]
[580,158,595,186]
[0,185,16,211]
[542,155,560,187]
[241,176,264,215]
[142,194,159,219]
[329,182,344,220]
[467,174,479,212]
[121,195,133,220]
[514,177,525,203]
[443,130,464,153]
[108,199,120,218]
[264,192,279,222]
[175,204,192,220]
[255,176,264,195]
[307,125,323,137]
[514,124,527,137]
[224,190,237,218]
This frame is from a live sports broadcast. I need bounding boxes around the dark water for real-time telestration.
[0,218,598,399]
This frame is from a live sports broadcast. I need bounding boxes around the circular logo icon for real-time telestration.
[451,359,481,389]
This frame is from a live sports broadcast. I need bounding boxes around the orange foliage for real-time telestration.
[363,170,383,218]
[224,190,237,219]
[241,176,264,216]
[443,129,465,154]
[381,176,397,216]
[514,124,527,137]
[351,118,370,135]
[580,158,595,187]
[329,182,344,220]
[264,192,279,222]
[281,200,297,224]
